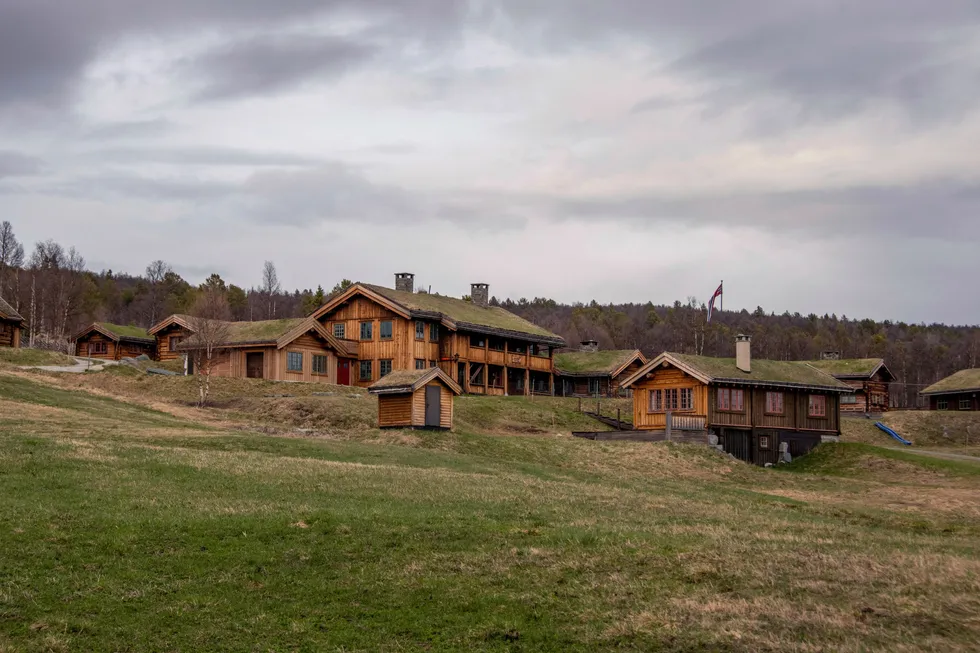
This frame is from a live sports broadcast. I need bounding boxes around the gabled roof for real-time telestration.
[312,283,566,346]
[921,369,980,396]
[806,358,895,382]
[177,317,352,354]
[148,314,194,336]
[621,352,853,393]
[73,322,154,344]
[368,367,462,395]
[0,296,24,323]
[554,349,647,378]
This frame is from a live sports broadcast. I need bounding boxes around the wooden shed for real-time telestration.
[0,296,24,349]
[368,367,462,430]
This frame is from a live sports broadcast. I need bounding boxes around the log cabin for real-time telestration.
[368,367,462,430]
[73,323,156,360]
[620,336,852,465]
[0,296,24,349]
[309,274,566,395]
[920,369,980,411]
[176,317,358,384]
[554,342,646,397]
[806,357,894,413]
[148,314,195,362]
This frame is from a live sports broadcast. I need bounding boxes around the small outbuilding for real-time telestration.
[0,296,24,348]
[73,322,156,360]
[368,367,462,430]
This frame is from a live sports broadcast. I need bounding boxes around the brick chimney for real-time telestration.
[736,335,751,373]
[395,273,414,293]
[580,340,599,353]
[471,283,489,308]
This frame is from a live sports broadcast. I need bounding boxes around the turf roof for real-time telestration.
[361,284,564,345]
[180,318,307,347]
[806,358,889,379]
[0,296,23,322]
[554,350,642,376]
[368,367,461,394]
[97,323,154,342]
[666,353,851,391]
[921,369,980,395]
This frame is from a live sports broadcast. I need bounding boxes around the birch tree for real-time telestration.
[188,287,231,407]
[0,221,24,304]
[260,261,281,319]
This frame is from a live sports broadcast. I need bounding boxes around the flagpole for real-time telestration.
[720,280,723,314]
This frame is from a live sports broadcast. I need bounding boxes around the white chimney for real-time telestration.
[735,335,751,373]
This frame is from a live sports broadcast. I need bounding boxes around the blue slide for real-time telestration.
[875,422,912,446]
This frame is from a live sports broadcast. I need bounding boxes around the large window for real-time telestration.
[470,335,486,348]
[287,352,303,372]
[766,392,784,415]
[960,398,972,410]
[430,323,440,342]
[359,360,372,381]
[679,388,693,411]
[360,321,373,341]
[937,398,949,410]
[808,395,827,418]
[380,320,393,340]
[489,337,505,351]
[717,388,744,412]
[312,355,328,375]
[649,389,664,412]
[531,344,550,358]
[91,341,108,355]
[415,358,426,370]
[841,393,858,404]
[333,323,346,339]
[380,360,393,377]
[415,321,425,341]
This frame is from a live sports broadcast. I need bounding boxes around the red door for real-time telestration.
[337,359,351,385]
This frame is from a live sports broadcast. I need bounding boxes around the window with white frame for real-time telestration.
[808,394,827,418]
[766,392,784,414]
[415,358,426,370]
[679,388,693,410]
[333,323,345,339]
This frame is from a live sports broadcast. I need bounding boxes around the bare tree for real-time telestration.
[144,260,173,326]
[260,261,281,319]
[0,221,24,303]
[188,287,231,407]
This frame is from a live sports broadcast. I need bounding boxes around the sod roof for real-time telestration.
[806,358,893,380]
[180,318,307,347]
[368,367,462,395]
[87,323,154,343]
[0,296,23,322]
[554,350,644,376]
[360,284,565,345]
[921,369,980,396]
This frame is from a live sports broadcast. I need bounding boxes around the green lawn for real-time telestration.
[0,348,77,367]
[1,374,979,651]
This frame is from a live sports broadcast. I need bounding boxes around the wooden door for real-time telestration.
[246,352,264,379]
[425,385,441,427]
[337,359,350,386]
[720,428,751,462]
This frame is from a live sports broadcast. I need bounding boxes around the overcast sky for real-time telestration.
[1,1,978,324]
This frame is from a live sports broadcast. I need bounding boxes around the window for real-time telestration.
[766,392,784,414]
[169,336,183,350]
[287,352,303,372]
[808,395,827,418]
[759,435,771,450]
[937,398,949,410]
[380,320,393,340]
[841,393,859,404]
[649,390,663,412]
[489,337,506,351]
[960,398,972,410]
[470,335,486,348]
[312,355,328,375]
[333,323,345,339]
[531,344,550,358]
[664,388,679,411]
[510,342,527,354]
[415,321,425,341]
[415,358,426,370]
[680,388,693,410]
[91,341,108,355]
[359,360,373,381]
[589,378,601,396]
[379,360,393,378]
[717,388,744,412]
[429,360,437,368]
[430,323,440,342]
[360,321,373,341]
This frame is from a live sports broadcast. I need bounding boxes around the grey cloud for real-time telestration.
[49,174,237,202]
[0,151,43,177]
[81,119,175,141]
[84,146,323,167]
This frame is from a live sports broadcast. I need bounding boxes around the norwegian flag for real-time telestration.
[707,282,723,323]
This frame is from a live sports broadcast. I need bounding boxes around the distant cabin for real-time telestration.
[0,296,24,349]
[920,370,980,411]
[176,317,358,384]
[368,367,462,430]
[554,342,647,397]
[621,336,852,466]
[73,323,156,360]
[149,314,195,362]
[807,357,894,413]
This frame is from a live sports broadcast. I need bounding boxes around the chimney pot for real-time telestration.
[471,283,489,308]
[735,334,752,373]
[395,273,415,293]
[580,340,599,353]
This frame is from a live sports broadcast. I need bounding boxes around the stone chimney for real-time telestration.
[820,351,841,361]
[395,273,415,293]
[580,340,599,353]
[471,283,489,308]
[735,334,752,373]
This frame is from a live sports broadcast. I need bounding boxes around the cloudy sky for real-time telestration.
[1,1,978,324]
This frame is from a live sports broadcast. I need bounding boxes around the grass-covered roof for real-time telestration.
[96,323,154,343]
[361,284,564,345]
[921,369,980,396]
[0,296,23,322]
[806,358,891,380]
[368,367,461,395]
[554,350,643,376]
[179,318,307,347]
[663,354,851,391]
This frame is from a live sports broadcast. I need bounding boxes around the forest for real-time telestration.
[1,221,976,407]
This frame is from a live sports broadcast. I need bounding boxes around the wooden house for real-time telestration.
[0,296,24,349]
[368,367,462,429]
[177,317,357,384]
[73,323,156,360]
[309,274,565,395]
[620,336,852,465]
[148,314,195,362]
[806,357,894,413]
[920,370,980,411]
[554,342,647,397]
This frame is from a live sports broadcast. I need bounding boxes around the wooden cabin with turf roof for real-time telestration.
[620,335,853,465]
[73,323,156,360]
[148,314,195,362]
[368,367,462,430]
[554,341,647,397]
[920,369,980,411]
[310,273,566,395]
[806,356,894,413]
[0,296,24,349]
[176,317,358,384]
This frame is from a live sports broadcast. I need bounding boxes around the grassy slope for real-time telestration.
[0,348,77,367]
[1,373,980,651]
[842,411,980,455]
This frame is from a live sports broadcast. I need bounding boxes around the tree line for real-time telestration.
[1,220,976,406]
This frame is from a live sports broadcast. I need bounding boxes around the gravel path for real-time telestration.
[28,357,120,373]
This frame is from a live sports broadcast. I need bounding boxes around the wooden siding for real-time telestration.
[631,367,709,430]
[76,334,154,361]
[378,383,454,429]
[0,320,20,348]
[378,394,414,428]
[155,325,192,362]
[410,381,454,428]
[929,393,980,411]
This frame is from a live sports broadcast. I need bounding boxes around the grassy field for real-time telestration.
[841,411,980,455]
[1,371,980,651]
[0,348,77,367]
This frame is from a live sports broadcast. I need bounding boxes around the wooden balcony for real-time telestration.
[528,355,552,372]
